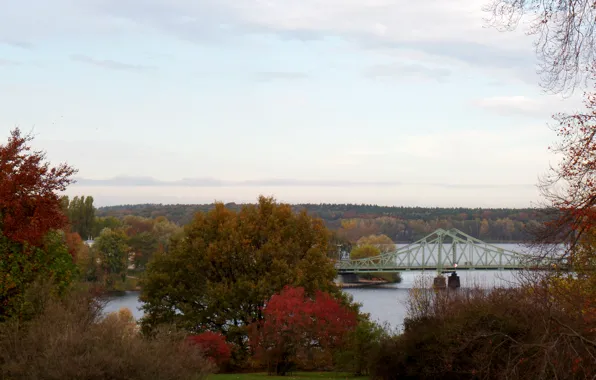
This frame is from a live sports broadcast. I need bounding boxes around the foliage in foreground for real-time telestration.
[368,277,596,380]
[0,232,76,321]
[140,196,344,361]
[0,287,213,380]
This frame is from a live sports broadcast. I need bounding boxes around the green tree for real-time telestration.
[65,195,96,239]
[128,231,158,270]
[92,216,123,237]
[0,231,76,321]
[140,196,341,355]
[94,228,130,288]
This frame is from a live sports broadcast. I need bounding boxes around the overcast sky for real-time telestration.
[0,0,585,207]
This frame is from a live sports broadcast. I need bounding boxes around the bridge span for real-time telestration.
[336,228,562,274]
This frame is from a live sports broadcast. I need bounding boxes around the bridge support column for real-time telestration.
[339,273,359,284]
[448,272,460,289]
[433,275,446,290]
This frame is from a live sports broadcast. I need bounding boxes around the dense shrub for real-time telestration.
[188,332,232,370]
[369,277,596,380]
[0,288,213,380]
[334,319,387,375]
[250,286,358,375]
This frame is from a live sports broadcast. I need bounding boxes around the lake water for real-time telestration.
[104,269,524,331]
[104,244,536,330]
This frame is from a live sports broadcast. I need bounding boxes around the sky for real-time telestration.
[0,0,587,207]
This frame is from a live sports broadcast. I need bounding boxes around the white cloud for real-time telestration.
[475,96,541,116]
[474,94,586,117]
[0,0,537,81]
[364,62,451,82]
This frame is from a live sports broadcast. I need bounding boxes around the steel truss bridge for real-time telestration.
[336,228,563,274]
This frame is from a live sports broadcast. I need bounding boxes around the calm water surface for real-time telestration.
[104,244,530,331]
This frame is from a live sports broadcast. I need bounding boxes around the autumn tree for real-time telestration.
[140,196,344,358]
[350,245,381,260]
[533,82,596,256]
[250,286,357,375]
[0,128,76,245]
[0,128,77,320]
[356,234,395,254]
[187,332,232,370]
[122,215,180,270]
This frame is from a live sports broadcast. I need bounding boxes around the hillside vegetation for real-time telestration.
[97,203,551,243]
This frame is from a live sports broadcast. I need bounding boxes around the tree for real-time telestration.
[356,234,395,254]
[0,128,76,246]
[140,196,342,356]
[92,216,123,238]
[335,319,387,376]
[0,231,76,320]
[350,245,381,260]
[250,286,357,375]
[128,231,158,270]
[94,228,130,288]
[485,0,596,95]
[64,195,96,239]
[0,128,77,320]
[533,83,596,256]
[187,332,232,369]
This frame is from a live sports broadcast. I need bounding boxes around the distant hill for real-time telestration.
[96,203,551,243]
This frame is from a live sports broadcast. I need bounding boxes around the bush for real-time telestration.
[334,319,387,375]
[0,288,213,380]
[188,332,232,371]
[368,277,596,380]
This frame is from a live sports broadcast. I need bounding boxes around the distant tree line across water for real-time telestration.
[96,203,553,243]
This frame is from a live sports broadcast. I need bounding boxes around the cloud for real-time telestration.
[72,175,534,189]
[474,94,585,117]
[40,0,534,81]
[255,71,309,81]
[0,59,21,66]
[474,96,542,116]
[0,1,541,84]
[70,54,155,72]
[364,62,451,82]
[1,40,34,49]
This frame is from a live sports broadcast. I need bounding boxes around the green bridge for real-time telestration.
[336,228,563,274]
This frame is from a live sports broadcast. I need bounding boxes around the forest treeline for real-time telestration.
[96,203,552,243]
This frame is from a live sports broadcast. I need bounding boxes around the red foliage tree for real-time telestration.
[0,128,76,246]
[187,331,232,369]
[250,286,357,375]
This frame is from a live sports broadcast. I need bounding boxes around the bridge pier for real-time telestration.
[448,272,461,289]
[433,275,446,290]
[338,273,359,284]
